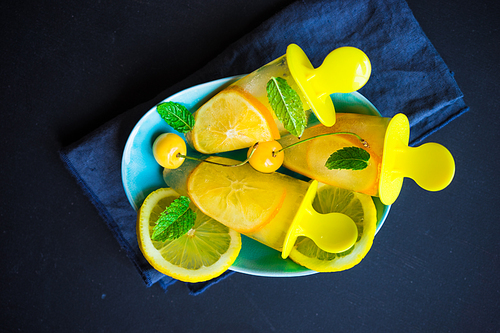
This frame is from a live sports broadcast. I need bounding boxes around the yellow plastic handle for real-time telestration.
[282,180,358,259]
[379,113,456,205]
[308,46,372,94]
[400,142,455,192]
[287,44,371,127]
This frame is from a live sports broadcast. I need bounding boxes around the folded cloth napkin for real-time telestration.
[60,0,468,294]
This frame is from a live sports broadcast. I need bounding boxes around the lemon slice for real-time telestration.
[280,122,382,196]
[306,131,381,196]
[185,86,280,154]
[137,188,241,283]
[187,156,288,234]
[288,183,377,272]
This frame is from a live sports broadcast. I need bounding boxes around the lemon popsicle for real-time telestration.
[185,44,371,154]
[279,113,388,197]
[163,157,367,258]
[163,157,308,250]
[279,112,455,205]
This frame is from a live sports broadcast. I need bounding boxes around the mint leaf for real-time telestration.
[157,102,195,133]
[151,196,196,242]
[325,147,370,170]
[266,77,306,137]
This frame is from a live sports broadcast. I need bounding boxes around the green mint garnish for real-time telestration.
[266,77,306,137]
[151,196,196,242]
[157,101,195,133]
[325,146,370,170]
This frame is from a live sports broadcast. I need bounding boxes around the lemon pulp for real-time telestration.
[288,183,377,272]
[187,156,288,234]
[185,86,280,154]
[137,188,241,283]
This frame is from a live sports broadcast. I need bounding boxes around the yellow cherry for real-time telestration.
[248,141,284,173]
[152,133,186,169]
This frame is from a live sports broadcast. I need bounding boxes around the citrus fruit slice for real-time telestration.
[306,130,381,196]
[187,156,288,233]
[185,86,280,154]
[287,182,377,272]
[137,187,241,283]
[281,122,382,196]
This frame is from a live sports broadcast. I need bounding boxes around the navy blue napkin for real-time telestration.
[60,0,468,294]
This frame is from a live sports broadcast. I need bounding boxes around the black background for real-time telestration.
[1,0,499,332]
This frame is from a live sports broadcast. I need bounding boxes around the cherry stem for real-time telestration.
[177,143,259,167]
[273,131,368,157]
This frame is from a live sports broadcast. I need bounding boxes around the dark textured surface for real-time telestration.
[59,0,468,295]
[1,0,499,332]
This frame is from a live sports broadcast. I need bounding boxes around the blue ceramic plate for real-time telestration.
[122,76,390,277]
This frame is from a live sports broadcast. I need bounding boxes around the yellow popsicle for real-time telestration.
[279,112,455,205]
[163,157,360,255]
[186,44,371,153]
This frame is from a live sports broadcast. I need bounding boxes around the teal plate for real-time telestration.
[122,76,390,278]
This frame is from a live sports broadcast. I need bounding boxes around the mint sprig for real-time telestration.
[151,196,196,242]
[157,102,195,133]
[325,146,370,171]
[266,77,306,137]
